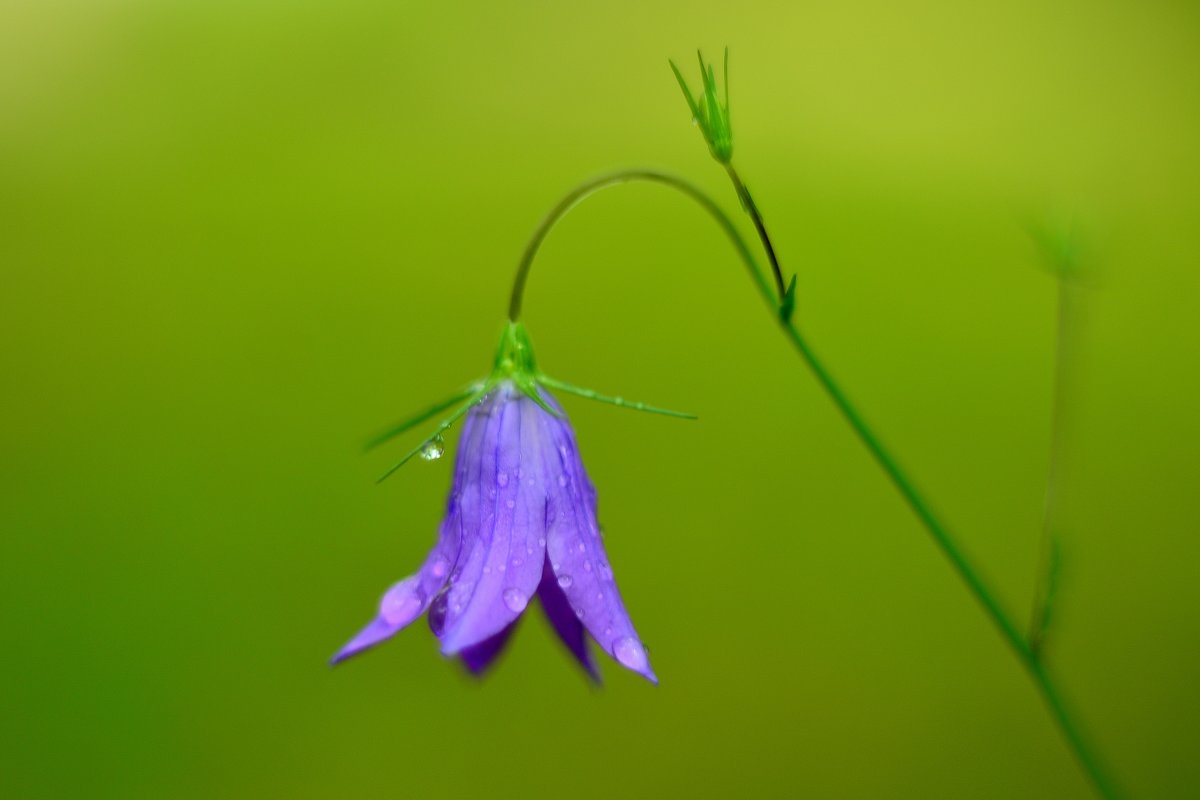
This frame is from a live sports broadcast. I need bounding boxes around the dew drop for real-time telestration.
[497,472,509,487]
[420,435,445,461]
[583,560,592,572]
[512,557,523,568]
[483,566,491,575]
[538,537,546,547]
[557,475,568,488]
[505,499,515,509]
[502,588,528,613]
[427,586,450,635]
[574,607,585,620]
[557,574,573,589]
[431,558,448,578]
[379,577,423,626]
[612,637,649,672]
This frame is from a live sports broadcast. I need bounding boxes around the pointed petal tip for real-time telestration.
[328,617,400,666]
[610,636,658,684]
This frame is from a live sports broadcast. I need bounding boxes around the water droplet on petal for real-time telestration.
[505,499,515,509]
[427,586,450,635]
[574,607,585,620]
[502,588,528,613]
[557,574,573,589]
[431,558,448,578]
[483,566,491,575]
[420,435,445,461]
[497,472,509,487]
[379,577,424,626]
[612,637,649,672]
[583,560,592,572]
[558,475,567,488]
[511,557,523,568]
[538,538,546,547]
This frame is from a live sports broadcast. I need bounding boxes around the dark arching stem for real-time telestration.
[724,163,786,300]
[507,169,775,322]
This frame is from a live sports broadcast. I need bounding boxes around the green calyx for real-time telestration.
[670,48,733,164]
[492,321,539,381]
[490,321,557,416]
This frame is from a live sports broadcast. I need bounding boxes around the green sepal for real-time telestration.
[669,48,733,164]
[364,383,482,452]
[538,373,697,420]
[375,389,487,484]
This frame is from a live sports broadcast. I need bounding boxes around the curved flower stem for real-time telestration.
[508,168,1123,800]
[508,170,776,322]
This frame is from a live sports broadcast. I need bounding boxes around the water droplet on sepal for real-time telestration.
[420,435,445,461]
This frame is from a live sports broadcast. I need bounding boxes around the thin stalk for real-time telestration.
[1029,278,1074,654]
[508,168,1123,800]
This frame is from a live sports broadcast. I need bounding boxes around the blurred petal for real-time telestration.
[460,620,519,676]
[537,558,599,682]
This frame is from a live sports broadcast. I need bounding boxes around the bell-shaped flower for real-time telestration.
[332,323,694,683]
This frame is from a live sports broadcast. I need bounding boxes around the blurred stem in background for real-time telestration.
[1028,221,1089,657]
[666,51,1123,799]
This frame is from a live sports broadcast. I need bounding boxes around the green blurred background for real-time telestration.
[2,1,1198,797]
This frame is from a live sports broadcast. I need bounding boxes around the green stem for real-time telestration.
[508,168,1123,800]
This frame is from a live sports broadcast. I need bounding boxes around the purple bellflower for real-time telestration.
[332,323,694,683]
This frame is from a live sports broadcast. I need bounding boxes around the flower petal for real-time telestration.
[460,620,519,676]
[537,557,599,682]
[329,403,486,666]
[541,394,657,684]
[440,389,548,654]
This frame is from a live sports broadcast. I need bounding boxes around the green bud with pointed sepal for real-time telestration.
[670,48,733,164]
